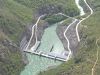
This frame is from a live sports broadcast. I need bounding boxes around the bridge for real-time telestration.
[24,49,69,62]
[24,41,69,62]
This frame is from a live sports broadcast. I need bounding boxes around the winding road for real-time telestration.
[24,0,93,61]
[63,0,93,61]
[25,15,45,51]
[91,39,99,75]
[64,19,78,61]
[20,0,96,75]
[76,0,93,42]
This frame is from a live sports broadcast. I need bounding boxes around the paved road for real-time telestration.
[92,39,99,75]
[24,0,93,61]
[65,19,79,55]
[63,0,93,60]
[25,15,45,51]
[64,19,78,60]
[76,0,93,42]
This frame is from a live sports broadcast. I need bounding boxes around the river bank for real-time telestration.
[20,0,86,75]
[20,19,65,75]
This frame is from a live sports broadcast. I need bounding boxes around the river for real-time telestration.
[20,0,85,75]
[75,0,85,16]
[20,23,64,75]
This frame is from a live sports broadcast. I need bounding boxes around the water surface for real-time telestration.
[75,0,85,16]
[20,23,64,75]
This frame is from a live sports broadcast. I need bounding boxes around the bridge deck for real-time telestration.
[24,49,68,62]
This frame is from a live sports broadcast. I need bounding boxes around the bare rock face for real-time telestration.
[37,20,49,41]
[20,20,49,51]
[56,24,69,51]
[56,20,80,55]
[19,19,49,65]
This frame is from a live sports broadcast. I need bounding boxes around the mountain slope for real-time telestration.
[38,0,100,75]
[0,0,80,75]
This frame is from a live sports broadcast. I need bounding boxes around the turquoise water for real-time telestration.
[37,23,65,53]
[20,23,64,75]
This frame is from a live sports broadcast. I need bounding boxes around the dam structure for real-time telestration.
[24,44,69,62]
[24,21,70,62]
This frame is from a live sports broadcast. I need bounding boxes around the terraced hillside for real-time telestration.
[38,0,100,75]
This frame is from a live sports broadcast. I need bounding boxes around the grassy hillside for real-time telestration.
[0,0,33,43]
[0,0,80,43]
[0,0,80,75]
[38,0,100,75]
[0,31,25,75]
[14,0,79,16]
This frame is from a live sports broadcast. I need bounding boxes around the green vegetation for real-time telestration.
[0,0,80,75]
[44,15,67,24]
[13,0,79,16]
[0,0,32,75]
[38,0,100,75]
[0,0,33,43]
[0,0,80,43]
[0,32,25,75]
